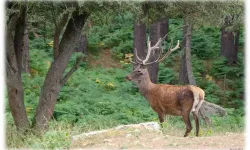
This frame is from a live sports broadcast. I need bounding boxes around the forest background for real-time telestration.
[1,0,249,149]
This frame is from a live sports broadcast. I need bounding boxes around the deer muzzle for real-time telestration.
[125,75,132,81]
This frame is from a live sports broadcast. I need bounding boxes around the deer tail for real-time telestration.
[189,86,205,112]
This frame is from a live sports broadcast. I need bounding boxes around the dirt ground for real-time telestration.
[70,124,244,150]
[88,49,121,68]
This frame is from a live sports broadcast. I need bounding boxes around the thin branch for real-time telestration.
[162,24,188,40]
[56,12,69,34]
[60,55,85,86]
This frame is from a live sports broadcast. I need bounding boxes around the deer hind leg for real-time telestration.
[181,112,192,137]
[192,99,204,136]
[195,99,204,112]
[192,111,199,136]
[191,94,199,112]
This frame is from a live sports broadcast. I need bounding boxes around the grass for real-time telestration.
[6,121,73,149]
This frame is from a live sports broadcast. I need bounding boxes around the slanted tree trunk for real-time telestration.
[53,12,69,59]
[6,5,30,132]
[179,20,196,85]
[14,4,27,74]
[133,23,147,68]
[33,9,89,131]
[22,15,30,73]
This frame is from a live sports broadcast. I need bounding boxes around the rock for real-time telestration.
[199,101,228,126]
[139,122,161,131]
[72,122,161,141]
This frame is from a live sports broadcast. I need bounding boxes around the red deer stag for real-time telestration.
[125,38,204,137]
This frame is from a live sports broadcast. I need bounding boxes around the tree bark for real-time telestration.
[22,14,30,73]
[147,19,169,83]
[74,34,88,55]
[220,28,236,65]
[179,20,196,85]
[33,9,89,131]
[148,22,161,83]
[53,12,69,59]
[14,4,27,75]
[133,22,147,68]
[234,29,240,62]
[6,7,30,132]
[220,17,239,65]
[159,19,169,41]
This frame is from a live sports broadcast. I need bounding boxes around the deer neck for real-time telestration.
[137,75,155,98]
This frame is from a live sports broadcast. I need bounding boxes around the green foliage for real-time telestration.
[87,12,134,57]
[210,108,244,133]
[210,56,244,79]
[158,64,178,84]
[54,66,156,126]
[192,26,220,59]
[201,81,223,104]
[191,56,205,82]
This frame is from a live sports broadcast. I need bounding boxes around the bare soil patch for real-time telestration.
[71,122,244,150]
[88,49,121,68]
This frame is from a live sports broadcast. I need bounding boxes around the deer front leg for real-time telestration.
[181,112,192,137]
[158,113,165,128]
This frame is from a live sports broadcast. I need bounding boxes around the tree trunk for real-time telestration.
[14,4,27,75]
[179,20,196,85]
[148,22,161,83]
[160,19,169,41]
[147,19,169,83]
[33,10,89,131]
[53,13,69,59]
[53,31,61,59]
[22,15,30,73]
[133,22,147,68]
[6,7,30,132]
[74,34,88,55]
[220,17,239,65]
[234,29,240,62]
[220,28,236,65]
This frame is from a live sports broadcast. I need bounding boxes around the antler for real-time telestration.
[142,37,163,64]
[157,39,180,63]
[131,38,180,65]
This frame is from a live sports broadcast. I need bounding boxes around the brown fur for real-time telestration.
[126,66,204,137]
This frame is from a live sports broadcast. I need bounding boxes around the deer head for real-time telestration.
[125,64,149,84]
[125,38,180,83]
